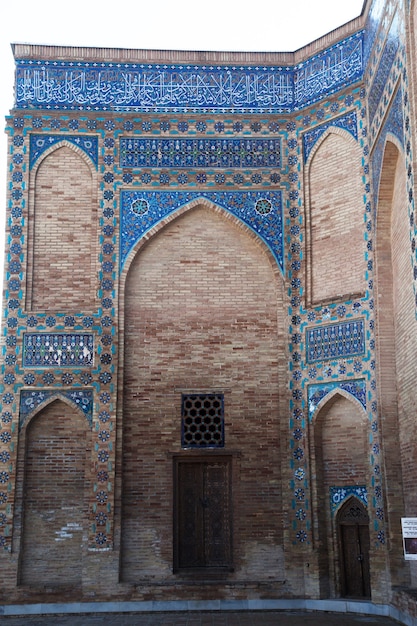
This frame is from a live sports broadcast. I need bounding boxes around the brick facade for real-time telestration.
[1,0,417,621]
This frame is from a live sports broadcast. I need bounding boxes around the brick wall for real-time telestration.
[27,145,97,312]
[15,399,90,588]
[307,131,365,304]
[120,206,288,587]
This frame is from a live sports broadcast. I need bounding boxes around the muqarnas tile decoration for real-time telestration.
[14,33,363,113]
[306,319,365,363]
[302,111,358,162]
[23,334,94,368]
[119,137,281,169]
[120,190,283,271]
[308,379,366,420]
[29,134,98,168]
[330,485,367,515]
[19,389,94,428]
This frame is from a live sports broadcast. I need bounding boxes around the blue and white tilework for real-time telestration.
[121,190,284,272]
[330,485,368,515]
[23,333,94,368]
[14,33,364,114]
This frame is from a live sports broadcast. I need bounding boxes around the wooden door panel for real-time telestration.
[175,458,232,570]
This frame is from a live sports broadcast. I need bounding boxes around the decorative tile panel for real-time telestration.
[306,319,365,363]
[29,134,98,168]
[120,190,283,272]
[19,389,94,427]
[308,379,366,420]
[302,111,358,162]
[15,33,363,113]
[119,137,281,169]
[368,9,400,123]
[23,333,94,367]
[330,485,367,515]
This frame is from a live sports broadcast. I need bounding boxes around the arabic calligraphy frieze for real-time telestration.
[294,32,363,108]
[119,137,281,169]
[15,33,363,113]
[302,110,358,162]
[120,189,283,272]
[29,134,98,168]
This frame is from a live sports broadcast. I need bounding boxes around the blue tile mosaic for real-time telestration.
[308,379,366,420]
[306,319,365,363]
[371,86,404,203]
[330,485,367,515]
[23,333,94,368]
[29,134,98,169]
[19,389,93,428]
[368,9,401,123]
[120,190,284,272]
[15,33,363,113]
[302,111,358,162]
[119,137,281,169]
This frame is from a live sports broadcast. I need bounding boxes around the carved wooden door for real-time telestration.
[338,498,371,598]
[174,458,232,570]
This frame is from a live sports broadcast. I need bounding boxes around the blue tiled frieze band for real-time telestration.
[306,319,365,363]
[302,110,358,162]
[19,388,94,428]
[308,379,366,420]
[330,485,367,515]
[29,134,99,169]
[23,333,94,368]
[15,33,363,113]
[120,190,283,271]
[119,137,281,169]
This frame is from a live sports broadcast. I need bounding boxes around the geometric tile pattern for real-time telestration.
[29,134,99,169]
[306,319,365,363]
[22,333,94,368]
[119,137,282,169]
[120,189,284,272]
[15,33,363,113]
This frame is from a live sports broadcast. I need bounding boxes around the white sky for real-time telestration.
[0,0,364,286]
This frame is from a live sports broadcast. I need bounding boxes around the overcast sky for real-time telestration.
[0,0,365,279]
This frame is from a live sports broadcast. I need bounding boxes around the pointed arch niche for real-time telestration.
[310,391,368,598]
[15,397,91,587]
[375,136,414,586]
[26,142,98,312]
[118,201,288,583]
[305,128,365,305]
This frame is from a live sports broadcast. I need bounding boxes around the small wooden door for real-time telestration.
[174,457,232,570]
[338,498,371,598]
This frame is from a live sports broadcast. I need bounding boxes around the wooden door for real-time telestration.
[174,458,232,571]
[338,498,371,598]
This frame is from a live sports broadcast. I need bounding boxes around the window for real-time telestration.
[181,394,224,448]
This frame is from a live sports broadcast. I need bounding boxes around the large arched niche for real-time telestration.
[305,129,365,305]
[15,397,91,588]
[27,142,98,312]
[118,201,288,583]
[310,391,368,598]
[375,136,414,587]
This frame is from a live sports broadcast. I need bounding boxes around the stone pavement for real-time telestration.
[0,612,401,625]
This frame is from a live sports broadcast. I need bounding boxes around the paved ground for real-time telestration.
[0,611,401,625]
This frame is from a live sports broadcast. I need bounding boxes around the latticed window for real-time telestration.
[181,394,224,448]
